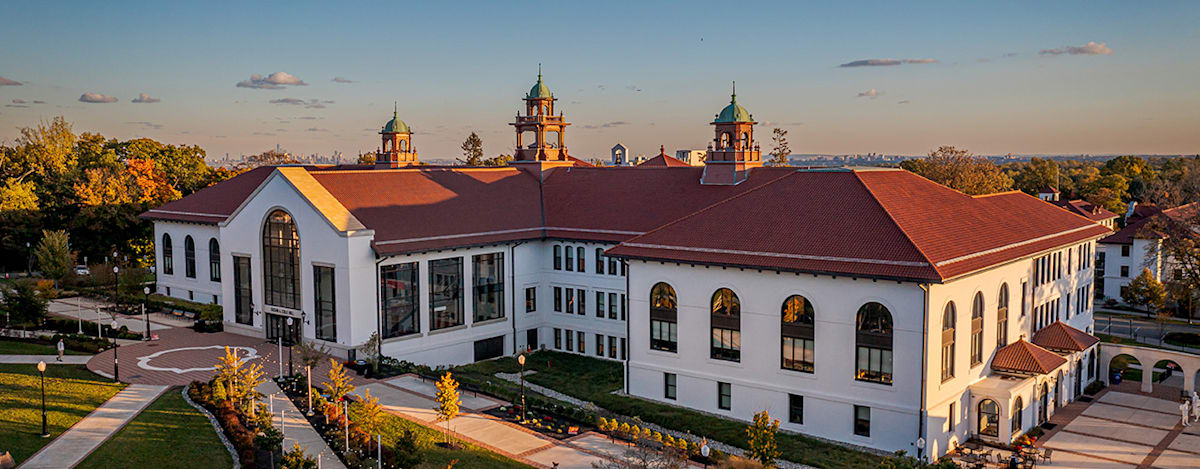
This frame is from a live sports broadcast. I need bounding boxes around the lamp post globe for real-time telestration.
[38,360,49,437]
[142,286,151,341]
[110,319,120,382]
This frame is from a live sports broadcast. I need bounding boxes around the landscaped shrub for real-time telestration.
[1084,380,1106,396]
[388,428,424,469]
[280,442,317,469]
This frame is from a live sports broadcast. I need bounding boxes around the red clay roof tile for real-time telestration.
[991,339,1067,375]
[1032,321,1100,352]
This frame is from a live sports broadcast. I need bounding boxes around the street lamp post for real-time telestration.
[26,241,32,277]
[142,286,151,341]
[112,261,119,312]
[517,354,527,422]
[306,364,313,416]
[38,361,49,438]
[110,319,120,382]
[286,317,294,377]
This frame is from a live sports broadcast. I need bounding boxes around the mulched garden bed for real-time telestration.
[482,404,594,440]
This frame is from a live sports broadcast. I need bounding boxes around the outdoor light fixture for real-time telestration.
[110,319,120,382]
[517,353,527,422]
[143,286,152,340]
[37,360,49,437]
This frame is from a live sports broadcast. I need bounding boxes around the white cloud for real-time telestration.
[127,121,163,129]
[331,77,354,83]
[857,89,879,98]
[840,58,938,67]
[1040,41,1113,56]
[237,72,308,89]
[12,99,26,104]
[79,92,118,103]
[270,98,330,109]
[132,93,161,103]
[0,76,20,86]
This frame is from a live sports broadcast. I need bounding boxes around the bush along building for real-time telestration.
[142,73,1109,459]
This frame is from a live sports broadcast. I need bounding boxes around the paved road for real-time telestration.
[47,297,188,339]
[1095,310,1200,343]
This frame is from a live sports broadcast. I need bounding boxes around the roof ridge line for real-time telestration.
[618,168,796,244]
[850,171,943,280]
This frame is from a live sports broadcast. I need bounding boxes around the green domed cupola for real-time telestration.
[382,107,410,134]
[527,66,552,99]
[714,82,753,123]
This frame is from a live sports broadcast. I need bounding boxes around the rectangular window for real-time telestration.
[596,291,605,317]
[554,328,562,349]
[381,262,419,338]
[620,261,626,276]
[577,246,585,272]
[948,403,955,432]
[233,256,252,325]
[608,292,618,319]
[1120,265,1129,277]
[1121,245,1130,257]
[473,335,505,361]
[577,289,586,315]
[577,331,585,354]
[650,320,678,352]
[596,334,604,356]
[525,287,536,313]
[595,248,605,274]
[565,328,574,351]
[717,382,731,410]
[472,253,505,323]
[314,265,336,342]
[665,373,677,400]
[855,346,893,385]
[553,245,562,270]
[608,256,617,276]
[566,288,575,314]
[565,246,574,271]
[854,406,871,437]
[711,328,741,362]
[620,294,627,320]
[781,336,814,373]
[788,394,803,424]
[608,336,617,358]
[620,337,626,360]
[1021,281,1027,317]
[209,243,221,282]
[553,287,562,312]
[429,257,464,330]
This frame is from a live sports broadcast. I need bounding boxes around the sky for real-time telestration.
[1,1,1198,162]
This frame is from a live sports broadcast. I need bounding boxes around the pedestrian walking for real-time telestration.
[1181,401,1191,427]
[56,338,64,361]
[1192,391,1199,423]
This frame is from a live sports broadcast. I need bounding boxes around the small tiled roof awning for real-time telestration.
[1032,321,1100,353]
[991,339,1067,375]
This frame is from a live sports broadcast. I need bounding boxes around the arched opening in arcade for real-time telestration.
[1109,354,1143,389]
[1153,359,1186,395]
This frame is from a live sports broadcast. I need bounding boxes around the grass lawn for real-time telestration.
[0,364,125,464]
[76,387,232,469]
[0,339,90,355]
[455,351,883,469]
[350,400,531,468]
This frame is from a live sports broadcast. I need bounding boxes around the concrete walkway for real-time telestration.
[19,384,168,469]
[257,380,347,469]
[1037,388,1200,468]
[0,354,91,364]
[349,378,682,469]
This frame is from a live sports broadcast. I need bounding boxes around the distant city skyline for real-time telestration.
[2,1,1198,161]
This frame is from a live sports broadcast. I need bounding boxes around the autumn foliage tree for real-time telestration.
[1123,268,1167,315]
[435,372,461,444]
[746,410,781,468]
[900,146,1013,195]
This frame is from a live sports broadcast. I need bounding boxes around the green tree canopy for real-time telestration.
[899,146,1013,195]
[459,132,484,166]
[34,229,72,284]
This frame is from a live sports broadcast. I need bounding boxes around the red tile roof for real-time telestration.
[638,147,690,167]
[1101,202,1198,245]
[1032,321,1100,352]
[144,165,1111,280]
[607,168,1112,282]
[1039,186,1059,194]
[139,166,277,224]
[1050,199,1118,223]
[991,339,1067,375]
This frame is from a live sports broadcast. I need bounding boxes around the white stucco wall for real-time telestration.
[154,222,222,304]
[1098,239,1163,301]
[626,260,925,455]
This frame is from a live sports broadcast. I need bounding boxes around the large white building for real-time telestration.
[1095,202,1197,301]
[143,75,1111,460]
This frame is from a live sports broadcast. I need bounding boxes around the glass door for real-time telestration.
[266,313,300,345]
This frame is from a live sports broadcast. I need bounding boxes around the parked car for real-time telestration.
[74,265,90,275]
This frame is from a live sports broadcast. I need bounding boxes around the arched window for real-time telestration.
[855,302,893,385]
[997,284,1009,347]
[650,283,678,352]
[720,132,731,149]
[209,238,221,282]
[971,292,984,366]
[399,140,408,152]
[184,235,196,278]
[161,233,174,275]
[781,295,815,373]
[1038,382,1049,424]
[1011,397,1023,436]
[263,210,300,309]
[978,400,999,437]
[739,132,749,149]
[710,288,740,362]
[941,302,956,382]
[1087,350,1096,379]
[577,246,585,272]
